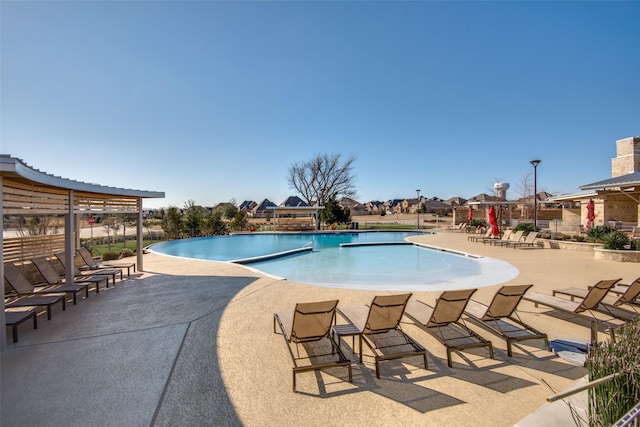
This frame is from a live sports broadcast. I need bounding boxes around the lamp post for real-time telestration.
[416,189,421,230]
[530,160,541,231]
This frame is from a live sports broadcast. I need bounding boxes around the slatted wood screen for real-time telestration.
[3,181,141,215]
[3,235,66,263]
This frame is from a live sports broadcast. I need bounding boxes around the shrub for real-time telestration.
[587,318,640,426]
[102,251,120,261]
[469,219,486,228]
[586,224,617,243]
[601,230,630,250]
[120,249,135,258]
[514,222,535,232]
[572,235,586,242]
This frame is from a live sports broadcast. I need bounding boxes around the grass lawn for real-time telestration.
[89,239,165,257]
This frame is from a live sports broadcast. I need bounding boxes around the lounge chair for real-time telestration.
[552,278,640,317]
[77,247,135,277]
[491,230,524,247]
[30,256,104,302]
[523,279,622,343]
[273,300,352,391]
[506,232,543,249]
[54,252,118,288]
[4,262,66,319]
[5,309,38,342]
[484,229,512,245]
[468,229,492,243]
[5,260,83,304]
[336,293,428,378]
[464,284,548,356]
[448,222,465,232]
[404,289,494,368]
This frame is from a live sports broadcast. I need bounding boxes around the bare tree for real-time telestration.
[287,153,357,205]
[515,172,533,220]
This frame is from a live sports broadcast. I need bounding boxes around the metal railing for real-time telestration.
[547,372,639,426]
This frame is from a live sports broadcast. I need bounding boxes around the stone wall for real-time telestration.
[611,136,640,177]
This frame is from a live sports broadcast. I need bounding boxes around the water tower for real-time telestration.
[494,182,510,199]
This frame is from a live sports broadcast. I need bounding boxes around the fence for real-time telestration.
[3,234,66,263]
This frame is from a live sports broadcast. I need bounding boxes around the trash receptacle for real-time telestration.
[355,222,359,230]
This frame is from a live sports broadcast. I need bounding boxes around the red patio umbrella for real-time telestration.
[468,208,473,222]
[488,206,499,237]
[586,199,595,230]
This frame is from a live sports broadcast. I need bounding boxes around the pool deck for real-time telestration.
[2,230,638,426]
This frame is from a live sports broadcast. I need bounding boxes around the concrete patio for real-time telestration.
[3,230,638,426]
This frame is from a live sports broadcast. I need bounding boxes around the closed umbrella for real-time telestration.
[586,199,595,230]
[468,208,473,222]
[488,206,499,237]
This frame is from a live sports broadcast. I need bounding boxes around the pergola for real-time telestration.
[1,155,164,350]
[267,206,324,231]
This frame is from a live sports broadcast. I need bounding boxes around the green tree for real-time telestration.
[202,210,228,236]
[287,153,357,206]
[321,195,351,227]
[162,206,184,240]
[184,199,205,237]
[223,200,239,221]
[231,211,248,231]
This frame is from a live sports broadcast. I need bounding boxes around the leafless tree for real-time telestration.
[515,172,534,220]
[287,153,358,205]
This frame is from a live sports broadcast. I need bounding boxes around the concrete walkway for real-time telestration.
[2,231,637,426]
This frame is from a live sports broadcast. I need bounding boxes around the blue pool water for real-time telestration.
[150,232,519,291]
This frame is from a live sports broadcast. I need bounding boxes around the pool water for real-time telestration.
[150,232,519,291]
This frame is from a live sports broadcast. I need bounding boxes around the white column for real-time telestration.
[65,190,75,285]
[137,198,143,271]
[1,176,6,351]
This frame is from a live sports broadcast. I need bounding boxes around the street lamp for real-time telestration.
[530,160,541,231]
[416,189,421,230]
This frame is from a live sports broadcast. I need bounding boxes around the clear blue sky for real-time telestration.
[2,1,639,209]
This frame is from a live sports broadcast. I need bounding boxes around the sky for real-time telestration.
[2,1,639,210]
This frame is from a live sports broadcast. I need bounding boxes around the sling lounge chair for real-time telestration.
[404,289,494,368]
[464,284,548,356]
[468,229,492,243]
[77,247,135,277]
[31,256,106,302]
[336,293,428,378]
[523,278,622,343]
[274,300,352,391]
[5,260,79,305]
[484,229,512,245]
[491,230,524,247]
[5,309,38,342]
[4,262,66,319]
[54,252,116,289]
[506,232,543,249]
[552,278,640,319]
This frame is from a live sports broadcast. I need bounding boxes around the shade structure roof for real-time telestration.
[580,171,640,191]
[1,155,164,214]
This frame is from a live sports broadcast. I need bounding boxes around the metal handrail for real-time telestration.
[547,372,620,402]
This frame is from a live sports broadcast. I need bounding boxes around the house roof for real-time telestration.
[281,196,308,207]
[254,199,276,211]
[580,171,640,190]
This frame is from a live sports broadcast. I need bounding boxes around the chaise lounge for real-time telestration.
[404,289,494,368]
[4,262,66,319]
[273,299,352,392]
[464,284,548,356]
[522,278,622,343]
[335,293,428,378]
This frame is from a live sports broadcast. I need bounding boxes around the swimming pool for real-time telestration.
[149,232,519,291]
